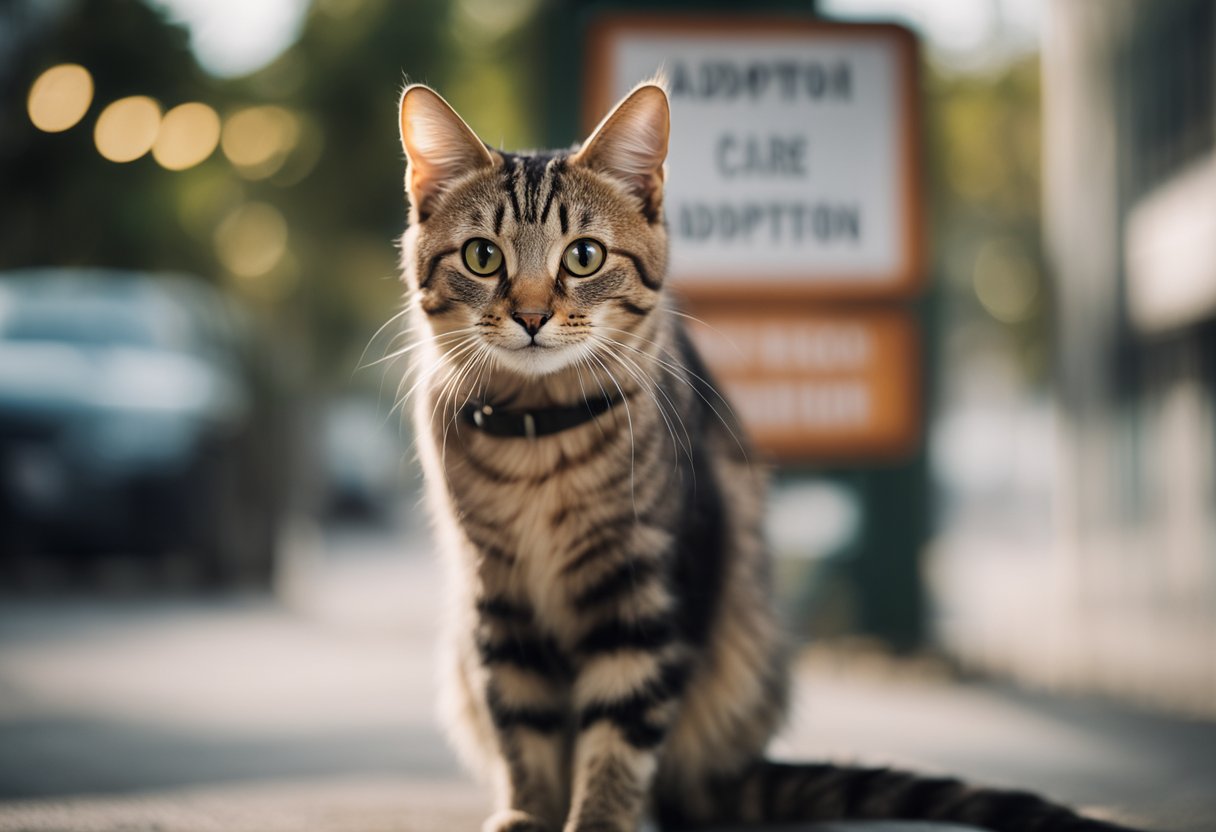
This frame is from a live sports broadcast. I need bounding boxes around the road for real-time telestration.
[0,519,1212,831]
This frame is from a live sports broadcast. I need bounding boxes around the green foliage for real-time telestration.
[1,0,214,271]
[1,0,549,383]
[925,57,1050,385]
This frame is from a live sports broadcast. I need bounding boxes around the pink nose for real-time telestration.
[511,310,551,337]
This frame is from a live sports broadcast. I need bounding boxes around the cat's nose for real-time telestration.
[511,310,552,337]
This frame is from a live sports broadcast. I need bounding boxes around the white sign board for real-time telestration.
[586,18,923,300]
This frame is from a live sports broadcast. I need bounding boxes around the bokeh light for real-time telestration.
[27,63,94,133]
[453,0,542,42]
[220,106,299,179]
[176,176,244,242]
[269,113,324,186]
[152,102,221,171]
[94,96,161,163]
[973,238,1039,324]
[214,201,289,278]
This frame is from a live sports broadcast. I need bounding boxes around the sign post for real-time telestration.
[581,12,928,647]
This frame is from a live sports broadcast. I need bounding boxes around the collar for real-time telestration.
[459,394,620,440]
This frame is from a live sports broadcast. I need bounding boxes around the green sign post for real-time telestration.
[545,1,931,651]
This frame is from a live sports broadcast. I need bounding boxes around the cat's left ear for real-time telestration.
[573,82,670,219]
[399,84,495,219]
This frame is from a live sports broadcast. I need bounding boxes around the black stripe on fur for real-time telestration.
[485,688,565,734]
[577,661,690,749]
[573,558,661,608]
[501,154,522,221]
[576,615,676,656]
[475,596,533,623]
[477,634,571,678]
[618,250,662,291]
[419,247,457,290]
[671,761,1147,832]
[539,159,565,225]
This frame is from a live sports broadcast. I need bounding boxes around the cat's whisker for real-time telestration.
[608,340,719,454]
[596,337,693,452]
[357,302,413,370]
[594,326,750,465]
[595,324,738,413]
[429,363,467,468]
[665,309,748,362]
[362,326,480,370]
[366,308,460,373]
[398,334,480,405]
[610,353,695,486]
[388,336,482,426]
[615,352,693,477]
[594,339,692,474]
[429,338,482,435]
[440,343,493,468]
[572,354,609,441]
[594,330,717,426]
[585,344,640,519]
[376,328,480,418]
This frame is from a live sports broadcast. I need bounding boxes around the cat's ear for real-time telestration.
[399,84,495,217]
[573,82,670,218]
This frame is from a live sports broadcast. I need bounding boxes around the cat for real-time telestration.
[394,80,1146,832]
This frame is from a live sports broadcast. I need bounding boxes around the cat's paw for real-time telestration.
[482,809,551,832]
[561,821,631,832]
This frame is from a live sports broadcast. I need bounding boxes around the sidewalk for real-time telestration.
[0,522,1210,831]
[0,778,486,832]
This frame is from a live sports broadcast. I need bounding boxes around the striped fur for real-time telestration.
[395,83,1147,832]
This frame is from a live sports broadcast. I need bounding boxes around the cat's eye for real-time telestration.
[562,239,606,277]
[462,238,504,276]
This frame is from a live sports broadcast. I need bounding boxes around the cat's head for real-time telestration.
[397,82,669,378]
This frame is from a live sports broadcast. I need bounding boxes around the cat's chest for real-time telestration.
[508,482,582,620]
[445,433,628,626]
[445,420,627,527]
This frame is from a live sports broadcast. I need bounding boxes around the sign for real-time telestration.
[584,15,925,460]
[585,16,924,301]
[682,309,919,460]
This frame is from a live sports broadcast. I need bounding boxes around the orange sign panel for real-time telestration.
[682,307,920,461]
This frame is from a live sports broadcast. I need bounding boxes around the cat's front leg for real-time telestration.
[473,594,572,832]
[564,616,688,832]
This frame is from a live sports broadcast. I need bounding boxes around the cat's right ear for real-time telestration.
[399,85,495,218]
[573,82,670,219]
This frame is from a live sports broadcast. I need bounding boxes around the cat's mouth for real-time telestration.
[490,340,580,377]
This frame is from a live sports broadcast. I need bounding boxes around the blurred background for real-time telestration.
[1,1,1214,830]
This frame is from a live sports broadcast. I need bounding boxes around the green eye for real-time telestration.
[462,238,503,276]
[562,239,606,277]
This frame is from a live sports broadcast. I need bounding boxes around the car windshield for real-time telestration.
[0,279,203,353]
[1,302,163,348]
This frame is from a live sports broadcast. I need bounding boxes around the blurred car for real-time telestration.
[0,268,287,587]
[321,394,410,523]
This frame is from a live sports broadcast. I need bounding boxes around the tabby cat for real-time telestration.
[395,80,1144,832]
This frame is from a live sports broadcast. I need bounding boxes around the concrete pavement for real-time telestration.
[0,519,1210,831]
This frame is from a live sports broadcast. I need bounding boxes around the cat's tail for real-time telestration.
[658,759,1147,832]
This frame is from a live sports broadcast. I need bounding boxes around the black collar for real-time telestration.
[460,394,619,440]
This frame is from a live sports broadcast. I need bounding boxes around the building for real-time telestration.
[931,0,1216,716]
